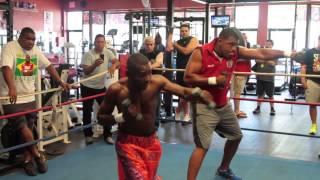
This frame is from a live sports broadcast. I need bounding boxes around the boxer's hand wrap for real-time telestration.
[114,113,125,123]
[208,77,217,85]
[284,51,292,58]
[191,87,216,110]
[122,98,143,121]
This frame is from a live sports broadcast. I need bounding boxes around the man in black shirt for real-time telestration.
[167,23,199,122]
[301,36,320,135]
[252,40,277,116]
[139,36,163,70]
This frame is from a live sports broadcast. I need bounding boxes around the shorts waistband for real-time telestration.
[117,131,157,147]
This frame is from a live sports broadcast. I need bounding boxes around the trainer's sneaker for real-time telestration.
[23,161,37,176]
[181,114,192,125]
[34,153,47,174]
[175,111,181,121]
[183,114,191,122]
[270,108,276,116]
[216,168,242,180]
[104,136,115,145]
[252,107,260,114]
[309,124,317,135]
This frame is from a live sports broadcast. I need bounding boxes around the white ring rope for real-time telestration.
[1,67,317,100]
[153,68,320,78]
[0,70,111,100]
[234,71,320,78]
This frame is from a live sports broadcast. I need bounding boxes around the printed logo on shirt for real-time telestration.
[15,55,38,80]
[227,60,233,68]
[207,64,215,68]
[312,54,320,72]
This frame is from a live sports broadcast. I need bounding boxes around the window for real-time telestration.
[268,5,295,29]
[67,11,83,30]
[105,13,129,52]
[235,6,259,28]
[309,5,320,48]
[92,11,104,41]
[295,5,307,51]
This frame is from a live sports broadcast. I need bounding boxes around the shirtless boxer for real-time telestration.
[97,53,213,180]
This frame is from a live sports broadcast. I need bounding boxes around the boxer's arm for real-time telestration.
[255,59,264,64]
[184,49,208,86]
[300,64,307,89]
[151,52,163,68]
[111,58,120,69]
[160,76,212,104]
[97,83,119,125]
[239,46,295,60]
[166,31,174,52]
[2,66,17,104]
[184,49,226,86]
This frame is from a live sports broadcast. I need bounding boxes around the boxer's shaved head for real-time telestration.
[127,53,151,91]
[219,28,239,41]
[216,28,240,59]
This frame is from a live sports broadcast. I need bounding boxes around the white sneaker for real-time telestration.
[175,111,181,121]
[104,137,115,145]
[183,114,191,122]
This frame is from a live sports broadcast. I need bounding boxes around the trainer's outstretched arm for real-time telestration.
[239,46,295,60]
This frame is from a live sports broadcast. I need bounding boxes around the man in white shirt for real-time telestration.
[0,27,70,176]
[80,34,119,145]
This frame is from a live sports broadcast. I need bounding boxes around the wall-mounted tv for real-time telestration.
[145,16,160,26]
[211,15,230,27]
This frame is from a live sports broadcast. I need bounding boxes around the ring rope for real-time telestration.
[234,71,320,78]
[153,68,185,72]
[155,118,320,138]
[2,67,314,100]
[0,92,105,120]
[0,70,111,100]
[240,128,320,138]
[153,68,320,78]
[0,123,95,154]
[1,93,318,153]
[231,97,320,106]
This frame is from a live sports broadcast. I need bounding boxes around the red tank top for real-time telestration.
[199,39,238,107]
[235,60,251,72]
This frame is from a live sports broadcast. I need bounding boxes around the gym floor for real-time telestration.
[50,90,320,163]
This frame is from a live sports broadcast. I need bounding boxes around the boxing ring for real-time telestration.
[1,67,320,179]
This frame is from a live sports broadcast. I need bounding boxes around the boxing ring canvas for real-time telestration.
[3,141,320,180]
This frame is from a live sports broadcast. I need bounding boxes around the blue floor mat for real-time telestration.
[3,141,320,180]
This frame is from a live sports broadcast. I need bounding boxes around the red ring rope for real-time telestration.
[0,92,105,120]
[2,93,317,121]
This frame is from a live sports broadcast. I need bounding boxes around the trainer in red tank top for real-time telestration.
[198,39,239,107]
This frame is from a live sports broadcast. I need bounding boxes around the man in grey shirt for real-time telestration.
[80,34,119,145]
